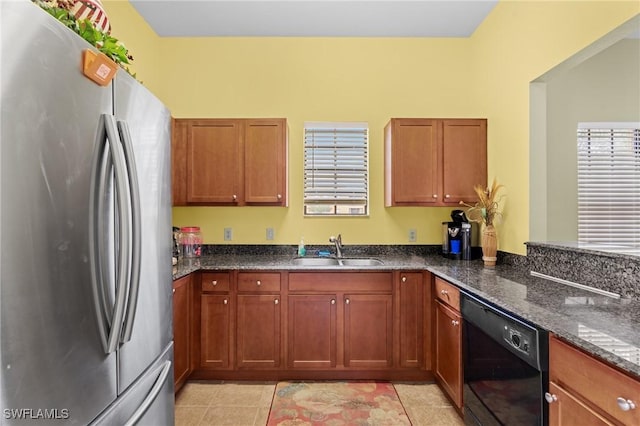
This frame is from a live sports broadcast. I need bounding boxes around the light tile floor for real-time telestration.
[175,381,464,426]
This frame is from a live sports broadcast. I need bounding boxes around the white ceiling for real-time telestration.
[129,0,499,38]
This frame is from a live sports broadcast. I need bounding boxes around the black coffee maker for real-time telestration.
[442,210,477,260]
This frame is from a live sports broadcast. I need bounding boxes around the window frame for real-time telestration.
[303,121,369,217]
[577,122,640,248]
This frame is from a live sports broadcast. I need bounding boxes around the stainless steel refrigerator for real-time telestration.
[1,1,174,424]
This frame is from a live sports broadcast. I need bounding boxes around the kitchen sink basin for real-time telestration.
[291,257,340,266]
[291,257,384,267]
[338,258,384,266]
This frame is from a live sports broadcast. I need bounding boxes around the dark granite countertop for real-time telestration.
[172,253,640,379]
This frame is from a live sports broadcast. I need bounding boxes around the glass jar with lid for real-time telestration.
[179,226,202,258]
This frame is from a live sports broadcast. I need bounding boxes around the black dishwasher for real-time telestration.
[461,293,549,426]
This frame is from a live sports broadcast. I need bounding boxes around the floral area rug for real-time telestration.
[267,382,411,426]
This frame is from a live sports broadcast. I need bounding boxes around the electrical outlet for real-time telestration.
[408,228,417,242]
[266,227,274,240]
[224,227,232,241]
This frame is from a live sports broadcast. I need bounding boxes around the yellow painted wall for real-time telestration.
[103,0,639,252]
[102,0,163,99]
[470,0,639,254]
[166,37,476,245]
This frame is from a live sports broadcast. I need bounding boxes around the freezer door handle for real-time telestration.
[117,120,142,343]
[123,360,172,426]
[89,114,132,354]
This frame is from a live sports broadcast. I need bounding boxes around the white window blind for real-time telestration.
[577,123,640,247]
[304,122,368,216]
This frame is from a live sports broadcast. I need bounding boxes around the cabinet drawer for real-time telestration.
[201,272,231,292]
[289,272,392,292]
[434,277,460,311]
[550,336,640,426]
[238,272,281,292]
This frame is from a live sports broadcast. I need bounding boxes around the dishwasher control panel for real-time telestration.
[503,325,532,355]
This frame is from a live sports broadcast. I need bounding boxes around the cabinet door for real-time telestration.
[200,294,232,369]
[237,294,281,369]
[442,119,487,205]
[385,118,440,205]
[548,382,614,426]
[344,294,393,368]
[172,275,191,391]
[187,120,242,204]
[435,301,462,408]
[398,273,424,368]
[244,119,287,205]
[288,295,337,369]
[171,119,188,206]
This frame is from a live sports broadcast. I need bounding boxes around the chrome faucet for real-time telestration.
[329,234,343,258]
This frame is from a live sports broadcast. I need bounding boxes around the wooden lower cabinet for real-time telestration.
[434,300,462,408]
[288,294,337,369]
[548,336,640,426]
[398,272,424,368]
[344,294,393,368]
[172,274,192,392]
[237,294,281,369]
[287,293,393,369]
[548,382,614,426]
[200,294,233,369]
[189,269,431,381]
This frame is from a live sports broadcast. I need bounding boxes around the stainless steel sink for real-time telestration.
[338,258,384,266]
[291,257,340,266]
[291,257,384,266]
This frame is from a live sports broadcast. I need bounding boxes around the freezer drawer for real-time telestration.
[91,343,175,426]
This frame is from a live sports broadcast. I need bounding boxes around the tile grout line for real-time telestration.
[392,383,415,426]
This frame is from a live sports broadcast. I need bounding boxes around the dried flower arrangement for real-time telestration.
[460,178,505,227]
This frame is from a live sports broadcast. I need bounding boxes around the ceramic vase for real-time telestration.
[481,224,498,267]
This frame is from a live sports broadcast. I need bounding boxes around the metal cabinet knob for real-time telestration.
[212,280,217,286]
[256,280,261,286]
[345,298,350,305]
[432,194,438,198]
[331,299,336,305]
[545,393,558,404]
[445,194,451,199]
[274,299,279,305]
[617,397,636,411]
[172,289,176,294]
[232,194,237,201]
[441,289,448,295]
[451,320,459,326]
[277,194,282,200]
[401,277,407,283]
[223,299,228,305]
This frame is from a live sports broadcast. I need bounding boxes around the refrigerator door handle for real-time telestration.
[89,114,132,354]
[123,360,172,426]
[89,114,111,351]
[117,120,142,343]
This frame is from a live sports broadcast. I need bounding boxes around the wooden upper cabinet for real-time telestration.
[244,119,287,205]
[385,118,487,206]
[171,118,188,206]
[187,120,242,204]
[442,119,487,205]
[385,119,440,205]
[172,118,288,206]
